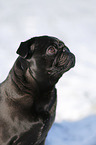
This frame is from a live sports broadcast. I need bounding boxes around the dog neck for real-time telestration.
[1,58,39,109]
[1,57,57,116]
[11,57,39,96]
[4,57,54,101]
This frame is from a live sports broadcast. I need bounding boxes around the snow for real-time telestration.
[0,0,96,144]
[47,115,96,145]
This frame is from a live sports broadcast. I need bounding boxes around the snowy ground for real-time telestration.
[0,0,96,145]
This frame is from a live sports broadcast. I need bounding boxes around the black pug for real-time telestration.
[0,36,75,145]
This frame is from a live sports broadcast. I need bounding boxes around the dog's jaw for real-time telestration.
[46,50,75,85]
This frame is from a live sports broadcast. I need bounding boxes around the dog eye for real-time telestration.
[46,46,57,55]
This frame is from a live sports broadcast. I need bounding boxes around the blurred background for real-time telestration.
[0,0,96,144]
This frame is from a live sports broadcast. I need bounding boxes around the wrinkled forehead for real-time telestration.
[35,36,64,48]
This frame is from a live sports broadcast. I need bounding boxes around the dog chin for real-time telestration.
[59,60,75,74]
[57,53,75,71]
[48,56,75,77]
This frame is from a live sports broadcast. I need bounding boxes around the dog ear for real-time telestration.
[16,38,35,59]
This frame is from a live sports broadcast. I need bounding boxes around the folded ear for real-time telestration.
[16,38,35,59]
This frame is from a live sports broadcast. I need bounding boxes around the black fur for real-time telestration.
[0,36,75,145]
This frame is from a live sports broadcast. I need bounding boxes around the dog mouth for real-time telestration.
[47,51,75,77]
[57,52,75,70]
[54,50,75,70]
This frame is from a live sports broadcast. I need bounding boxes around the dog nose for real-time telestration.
[63,46,70,53]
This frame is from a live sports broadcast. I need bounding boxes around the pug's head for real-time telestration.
[17,36,75,91]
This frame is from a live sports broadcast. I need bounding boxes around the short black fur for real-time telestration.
[0,36,75,145]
